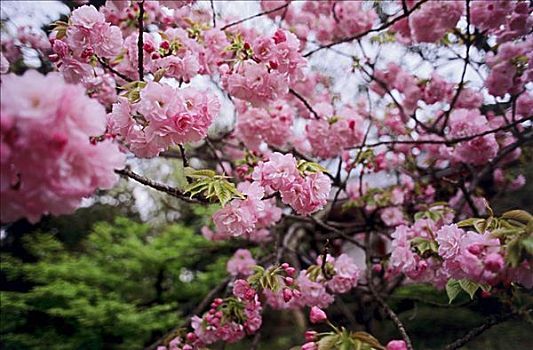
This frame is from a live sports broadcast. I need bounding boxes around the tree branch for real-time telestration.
[220,2,289,31]
[137,0,145,81]
[289,88,320,119]
[115,167,208,204]
[444,312,517,350]
[303,0,429,57]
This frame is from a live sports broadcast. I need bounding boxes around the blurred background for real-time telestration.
[1,1,532,349]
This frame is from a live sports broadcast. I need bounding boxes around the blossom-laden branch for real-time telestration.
[303,0,429,57]
[115,167,208,204]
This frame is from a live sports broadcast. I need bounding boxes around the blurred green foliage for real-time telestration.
[1,217,228,349]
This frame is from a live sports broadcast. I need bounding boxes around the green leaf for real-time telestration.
[459,279,479,299]
[446,279,462,303]
[318,335,340,350]
[352,332,385,350]
[502,210,533,224]
[297,160,329,174]
[457,217,482,228]
[506,237,523,268]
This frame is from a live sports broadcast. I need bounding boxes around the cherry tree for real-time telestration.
[1,1,532,349]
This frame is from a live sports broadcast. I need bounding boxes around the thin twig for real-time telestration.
[210,0,216,28]
[444,312,518,350]
[220,2,289,31]
[115,167,208,204]
[303,0,429,57]
[365,235,414,350]
[436,0,471,131]
[178,144,189,167]
[289,88,320,119]
[348,117,532,149]
[96,56,132,82]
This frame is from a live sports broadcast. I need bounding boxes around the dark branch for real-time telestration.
[289,88,320,119]
[115,167,208,204]
[444,312,518,350]
[96,56,132,82]
[137,0,145,81]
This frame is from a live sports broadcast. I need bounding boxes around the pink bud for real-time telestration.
[160,41,170,50]
[285,267,296,277]
[186,332,197,342]
[143,42,155,53]
[386,340,407,350]
[372,264,383,273]
[273,29,287,44]
[467,244,482,255]
[484,253,504,272]
[309,306,327,324]
[281,263,289,269]
[282,288,293,302]
[284,276,294,286]
[301,342,318,350]
[304,330,317,342]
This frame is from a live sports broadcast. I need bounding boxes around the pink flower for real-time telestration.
[280,172,331,215]
[295,271,334,308]
[227,249,257,277]
[309,306,327,324]
[252,152,300,192]
[235,102,294,151]
[306,115,363,159]
[448,109,499,165]
[108,81,219,158]
[381,207,406,227]
[409,1,464,43]
[222,61,288,106]
[232,279,256,301]
[327,254,360,294]
[436,224,464,259]
[0,71,125,223]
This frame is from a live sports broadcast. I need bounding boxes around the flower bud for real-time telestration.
[309,306,327,324]
[304,330,317,342]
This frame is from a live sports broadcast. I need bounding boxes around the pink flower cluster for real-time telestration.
[252,152,331,215]
[448,109,499,165]
[306,114,364,159]
[221,29,306,106]
[0,71,125,223]
[390,215,532,289]
[484,39,532,97]
[389,215,453,288]
[471,0,531,43]
[226,249,257,277]
[51,5,122,81]
[208,182,281,241]
[189,282,262,346]
[264,254,360,310]
[107,81,219,158]
[282,1,377,44]
[392,0,464,44]
[371,63,422,114]
[235,101,295,151]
